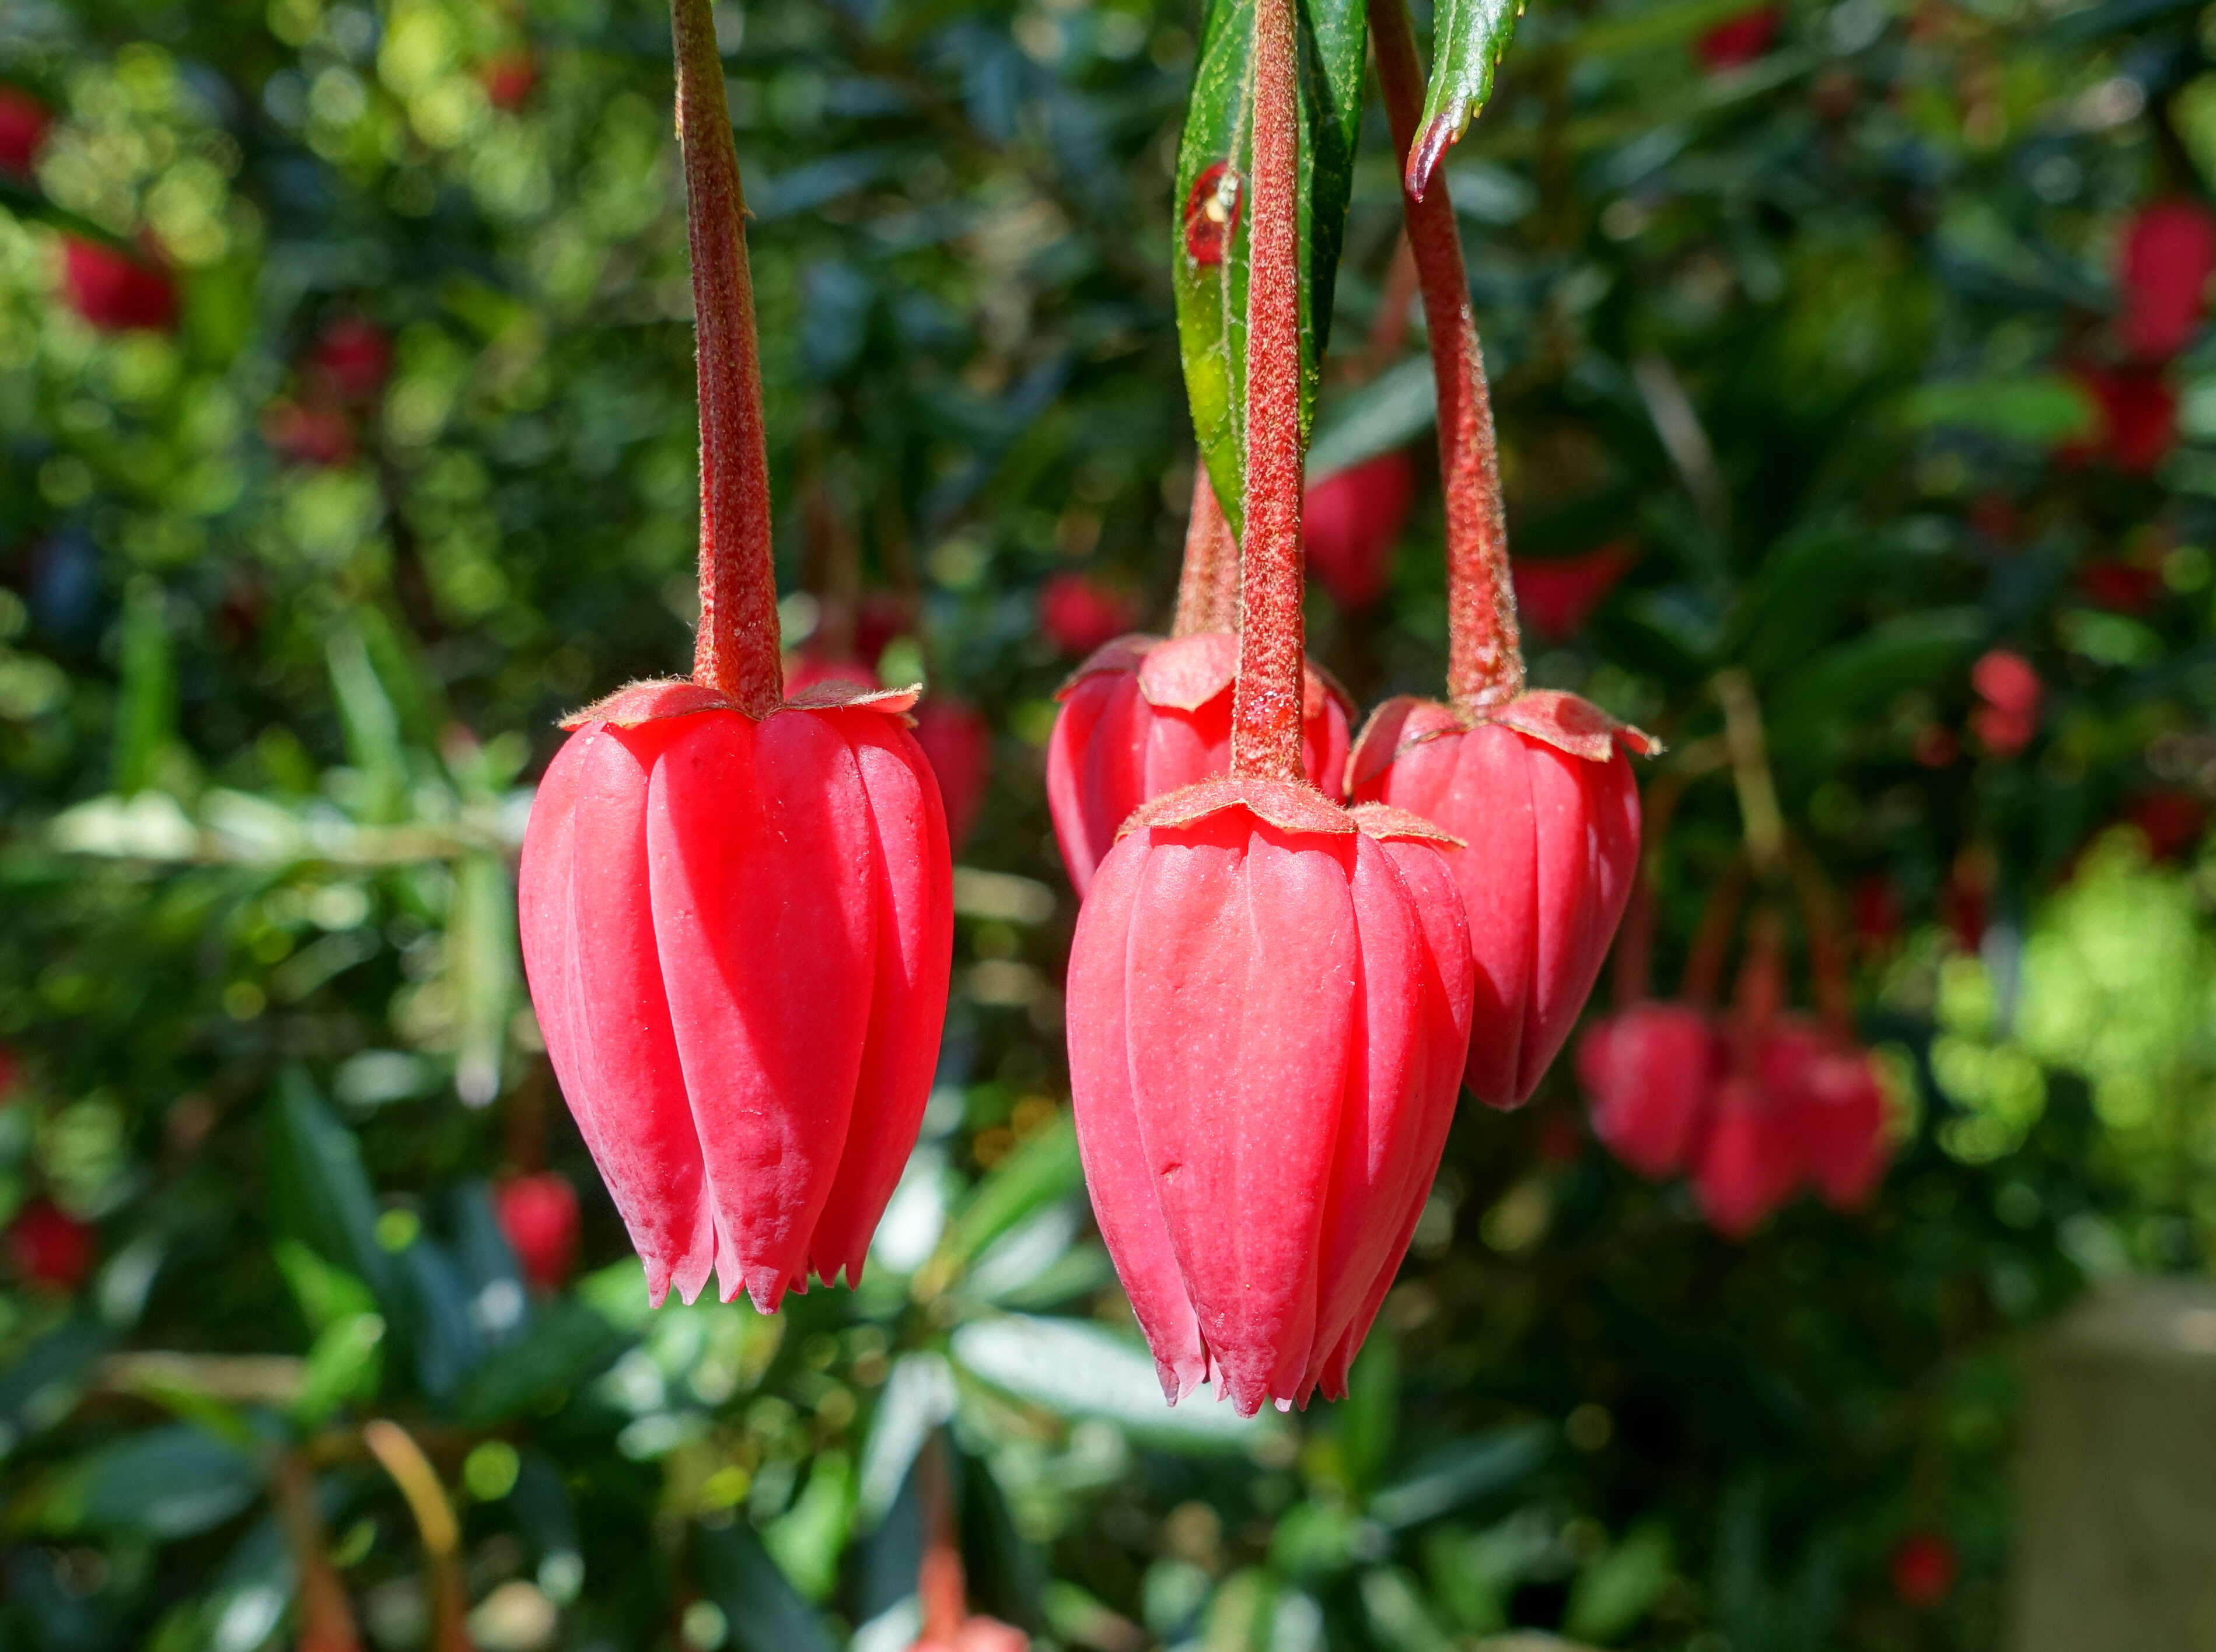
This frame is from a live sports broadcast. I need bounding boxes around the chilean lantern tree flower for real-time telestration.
[1348,0,1655,1109]
[2117,199,2216,361]
[1046,467,1351,895]
[59,235,177,332]
[517,0,952,1311]
[1067,0,1474,1416]
[496,1172,581,1291]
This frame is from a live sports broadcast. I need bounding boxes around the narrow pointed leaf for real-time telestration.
[1173,0,1369,537]
[1408,0,1526,198]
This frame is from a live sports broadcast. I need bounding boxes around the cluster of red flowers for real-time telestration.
[1579,998,1890,1238]
[264,315,393,467]
[2061,197,2216,473]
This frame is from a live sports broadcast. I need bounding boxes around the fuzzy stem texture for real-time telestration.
[1228,0,1308,781]
[1173,465,1242,636]
[1371,0,1523,707]
[674,0,780,716]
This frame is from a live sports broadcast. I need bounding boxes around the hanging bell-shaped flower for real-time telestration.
[1068,781,1473,1413]
[1351,692,1653,1107]
[1303,450,1415,611]
[1047,633,1350,895]
[1576,1000,1716,1178]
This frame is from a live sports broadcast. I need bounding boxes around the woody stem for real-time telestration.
[674,0,781,716]
[1227,0,1307,781]
[1173,466,1240,636]
[1370,0,1522,707]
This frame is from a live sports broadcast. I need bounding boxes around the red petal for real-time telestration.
[808,715,955,1286]
[1066,836,1211,1400]
[646,710,878,1311]
[1123,819,1357,1413]
[518,723,716,1305]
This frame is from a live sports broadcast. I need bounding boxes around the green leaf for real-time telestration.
[1367,1425,1550,1529]
[448,851,518,1108]
[1173,0,1369,537]
[1306,356,1438,479]
[113,575,178,797]
[59,1424,260,1539]
[1899,373,2096,445]
[855,1353,955,1528]
[1336,1326,1400,1496]
[949,1314,1273,1450]
[1565,1521,1675,1643]
[938,1111,1082,1270]
[694,1518,838,1652]
[266,1068,393,1302]
[293,1312,386,1429]
[1766,608,1987,757]
[326,620,410,824]
[450,1300,628,1426]
[1408,0,1526,197]
[763,1451,855,1603]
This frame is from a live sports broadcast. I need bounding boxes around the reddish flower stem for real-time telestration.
[674,0,781,717]
[1369,0,1522,708]
[1228,0,1308,782]
[1173,465,1240,636]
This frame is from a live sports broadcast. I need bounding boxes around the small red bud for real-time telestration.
[2117,199,2216,360]
[1890,1531,1958,1609]
[309,316,392,404]
[1303,452,1415,610]
[1512,543,1635,640]
[0,85,52,177]
[2077,557,2163,613]
[497,1172,581,1290]
[1970,648,2040,757]
[481,50,539,111]
[1695,5,1780,71]
[7,1198,96,1291]
[60,236,177,333]
[2065,364,2176,474]
[264,402,356,467]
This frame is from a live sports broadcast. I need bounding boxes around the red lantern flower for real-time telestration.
[1038,573,1137,658]
[2123,789,2208,860]
[2117,199,2216,360]
[1512,543,1635,640]
[1696,5,1781,71]
[309,315,392,404]
[60,236,177,332]
[782,649,876,696]
[7,1197,96,1291]
[1068,785,1474,1412]
[496,1172,581,1291]
[264,401,356,467]
[1690,1070,1798,1238]
[1351,693,1651,1107]
[0,85,51,177]
[1890,1531,1959,1609]
[911,698,991,850]
[1047,633,1350,895]
[2077,556,2162,613]
[1784,1038,1890,1210]
[520,681,954,1309]
[516,0,952,1311]
[1576,1000,1716,1178]
[2066,364,2176,474]
[1303,450,1414,610]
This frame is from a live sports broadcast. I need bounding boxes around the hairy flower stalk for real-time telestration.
[1066,0,1474,1414]
[1350,0,1655,1108]
[517,0,953,1310]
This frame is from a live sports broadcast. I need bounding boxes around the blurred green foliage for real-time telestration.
[4,0,2216,1646]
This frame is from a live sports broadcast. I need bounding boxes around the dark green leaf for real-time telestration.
[451,1299,628,1426]
[938,1110,1082,1268]
[1172,0,1368,536]
[1368,1425,1550,1529]
[266,1068,393,1301]
[1407,0,1525,197]
[1766,609,1987,755]
[63,1425,259,1539]
[694,1518,838,1652]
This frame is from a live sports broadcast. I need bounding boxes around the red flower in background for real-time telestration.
[911,698,991,850]
[1067,785,1474,1412]
[481,50,539,111]
[1969,647,2041,757]
[1696,5,1781,70]
[1039,574,1138,658]
[264,401,356,467]
[1304,451,1415,610]
[2077,556,2162,613]
[1577,1001,1715,1178]
[1890,1531,1959,1608]
[0,1045,21,1101]
[2123,790,2208,860]
[1513,543,1636,640]
[0,85,51,177]
[60,236,177,332]
[782,649,877,696]
[2066,364,2176,474]
[497,1172,581,1291]
[309,315,392,404]
[1851,872,1903,952]
[7,1198,96,1291]
[2117,199,2216,359]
